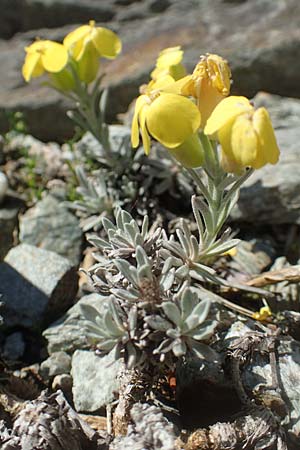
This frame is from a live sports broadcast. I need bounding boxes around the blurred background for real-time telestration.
[0,0,299,142]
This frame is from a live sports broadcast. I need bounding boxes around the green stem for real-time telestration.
[68,63,115,166]
[189,135,254,260]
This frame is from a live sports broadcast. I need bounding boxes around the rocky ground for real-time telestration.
[1,1,300,449]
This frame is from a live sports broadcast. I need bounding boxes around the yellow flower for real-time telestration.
[63,20,122,83]
[204,96,280,173]
[22,40,68,82]
[252,306,272,321]
[131,79,201,163]
[151,46,186,81]
[176,53,231,127]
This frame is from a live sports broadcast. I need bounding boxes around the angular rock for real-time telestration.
[43,293,108,355]
[0,195,24,261]
[3,331,25,360]
[22,0,115,32]
[6,133,69,179]
[52,373,73,397]
[227,239,276,284]
[0,0,24,39]
[74,125,131,159]
[231,92,300,224]
[19,194,82,265]
[72,350,120,412]
[40,351,72,380]
[0,0,115,39]
[0,243,78,329]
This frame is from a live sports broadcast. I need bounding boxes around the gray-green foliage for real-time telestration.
[68,128,193,230]
[80,207,217,370]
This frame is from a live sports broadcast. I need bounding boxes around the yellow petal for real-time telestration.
[167,133,204,168]
[252,306,272,321]
[22,51,44,82]
[147,93,201,148]
[230,114,258,167]
[204,96,252,136]
[197,77,225,128]
[156,46,183,69]
[149,75,177,91]
[131,95,149,148]
[164,75,193,95]
[253,107,280,166]
[92,27,122,59]
[41,42,68,73]
[63,25,90,59]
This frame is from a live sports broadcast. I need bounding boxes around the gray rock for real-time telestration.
[148,0,170,13]
[1,0,300,140]
[72,349,120,412]
[22,0,115,31]
[74,125,131,159]
[0,0,115,39]
[19,194,82,265]
[43,293,108,355]
[0,196,23,261]
[0,243,78,329]
[6,134,69,179]
[3,331,25,360]
[0,171,8,204]
[0,0,23,39]
[227,239,276,283]
[52,373,73,396]
[40,351,72,380]
[231,93,300,224]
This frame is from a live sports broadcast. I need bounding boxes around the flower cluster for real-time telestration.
[22,20,121,86]
[131,48,279,174]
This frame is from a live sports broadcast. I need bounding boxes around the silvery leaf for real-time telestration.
[145,315,171,331]
[161,257,174,275]
[161,268,175,291]
[205,239,240,257]
[135,246,149,267]
[126,341,137,369]
[102,217,116,233]
[97,338,118,351]
[79,304,100,324]
[128,306,138,332]
[175,265,189,279]
[161,302,182,326]
[166,328,181,339]
[108,299,125,330]
[141,215,149,239]
[86,234,111,249]
[191,298,211,324]
[111,288,138,301]
[181,289,198,321]
[187,321,217,341]
[172,339,186,357]
[103,310,124,336]
[176,229,190,257]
